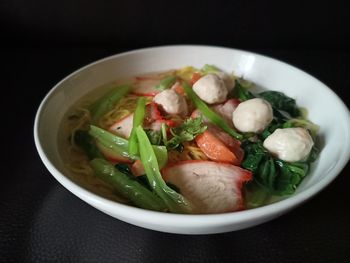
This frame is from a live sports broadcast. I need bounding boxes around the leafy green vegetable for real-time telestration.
[261,120,284,140]
[233,81,301,120]
[283,118,319,139]
[161,123,168,145]
[89,125,134,160]
[89,85,130,124]
[74,130,105,160]
[273,161,309,194]
[201,64,220,74]
[90,158,167,211]
[261,115,318,143]
[242,86,319,198]
[145,129,162,145]
[154,76,177,91]
[128,97,146,155]
[89,125,168,167]
[115,163,134,178]
[259,90,300,117]
[306,146,319,163]
[244,181,270,208]
[233,79,255,101]
[165,117,207,150]
[152,146,168,170]
[135,126,191,213]
[241,141,267,174]
[183,81,243,140]
[241,140,316,196]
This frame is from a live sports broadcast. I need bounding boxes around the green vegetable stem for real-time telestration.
[90,158,167,211]
[135,126,191,213]
[74,130,105,160]
[128,97,147,155]
[183,81,243,140]
[88,125,168,169]
[233,79,255,101]
[155,76,177,91]
[200,64,220,74]
[89,85,130,124]
[89,125,134,160]
[283,118,319,140]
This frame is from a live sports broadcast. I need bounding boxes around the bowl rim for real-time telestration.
[34,45,350,229]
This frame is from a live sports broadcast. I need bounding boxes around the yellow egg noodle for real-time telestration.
[64,91,207,202]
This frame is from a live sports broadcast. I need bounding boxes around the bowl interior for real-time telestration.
[35,46,350,233]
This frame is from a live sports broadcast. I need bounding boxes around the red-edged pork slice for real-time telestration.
[131,159,145,176]
[132,72,177,96]
[144,102,178,129]
[109,113,134,139]
[132,79,160,96]
[211,98,240,126]
[96,141,132,164]
[191,99,240,127]
[145,102,163,122]
[108,103,175,139]
[162,160,252,214]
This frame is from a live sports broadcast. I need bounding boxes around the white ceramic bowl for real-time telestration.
[34,45,350,234]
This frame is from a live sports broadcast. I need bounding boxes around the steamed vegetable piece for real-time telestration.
[183,81,243,140]
[259,91,300,117]
[244,181,270,208]
[89,125,133,160]
[135,126,191,213]
[155,76,177,91]
[241,140,317,196]
[145,129,162,145]
[236,80,316,133]
[165,117,207,150]
[233,82,319,200]
[234,80,299,120]
[74,130,167,210]
[261,111,318,141]
[90,158,167,211]
[89,85,131,124]
[201,64,220,74]
[74,130,105,160]
[128,97,147,155]
[89,125,168,168]
[233,79,255,101]
[283,118,319,139]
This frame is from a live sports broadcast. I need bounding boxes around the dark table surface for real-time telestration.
[1,47,349,263]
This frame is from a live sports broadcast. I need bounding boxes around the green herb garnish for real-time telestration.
[165,117,207,150]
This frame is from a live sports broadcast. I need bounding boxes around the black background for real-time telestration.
[1,1,350,262]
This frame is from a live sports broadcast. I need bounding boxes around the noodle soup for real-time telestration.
[61,65,319,214]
